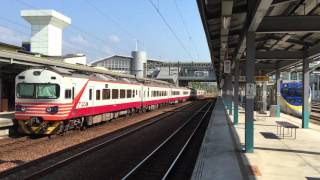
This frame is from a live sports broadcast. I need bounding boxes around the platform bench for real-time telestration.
[275,121,299,139]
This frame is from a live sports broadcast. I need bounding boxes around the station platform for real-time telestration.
[230,107,320,179]
[0,112,14,138]
[192,97,245,180]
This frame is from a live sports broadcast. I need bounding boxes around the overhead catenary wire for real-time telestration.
[0,17,104,60]
[173,0,201,61]
[83,0,136,40]
[147,0,194,60]
[14,0,129,56]
[82,0,137,51]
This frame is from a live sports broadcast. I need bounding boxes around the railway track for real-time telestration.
[0,100,208,180]
[311,102,320,123]
[122,101,214,180]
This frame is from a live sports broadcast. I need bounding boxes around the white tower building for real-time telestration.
[21,10,71,56]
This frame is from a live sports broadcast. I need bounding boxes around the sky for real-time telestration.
[0,0,210,63]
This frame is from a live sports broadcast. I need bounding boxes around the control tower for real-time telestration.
[21,10,71,56]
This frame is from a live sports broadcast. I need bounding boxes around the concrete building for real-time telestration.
[92,55,133,74]
[91,54,214,85]
[21,9,71,56]
[91,51,148,78]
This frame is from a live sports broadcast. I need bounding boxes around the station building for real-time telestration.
[91,55,164,76]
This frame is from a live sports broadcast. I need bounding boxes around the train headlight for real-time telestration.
[46,106,59,114]
[16,105,26,112]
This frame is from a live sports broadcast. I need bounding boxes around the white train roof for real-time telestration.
[29,66,190,89]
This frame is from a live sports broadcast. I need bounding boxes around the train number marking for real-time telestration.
[77,102,88,108]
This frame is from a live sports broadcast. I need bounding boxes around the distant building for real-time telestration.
[0,42,23,52]
[91,54,214,85]
[92,55,132,74]
[91,55,164,75]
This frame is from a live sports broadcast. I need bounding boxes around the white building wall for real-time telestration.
[31,24,49,55]
[21,10,71,56]
[48,24,63,56]
[31,23,63,56]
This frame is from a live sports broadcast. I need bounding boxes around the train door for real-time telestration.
[140,86,144,102]
[88,87,94,106]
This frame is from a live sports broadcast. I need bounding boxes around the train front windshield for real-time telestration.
[17,83,60,99]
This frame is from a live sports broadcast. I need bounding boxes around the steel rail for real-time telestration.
[121,101,212,180]
[1,102,197,180]
[161,102,213,179]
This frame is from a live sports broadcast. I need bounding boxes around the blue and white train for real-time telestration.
[280,82,311,117]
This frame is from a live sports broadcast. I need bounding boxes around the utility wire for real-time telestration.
[83,0,136,40]
[0,17,105,60]
[147,0,193,60]
[173,0,200,61]
[14,0,128,54]
[82,0,136,50]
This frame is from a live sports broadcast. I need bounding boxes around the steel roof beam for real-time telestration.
[257,16,320,33]
[0,51,172,85]
[240,51,303,60]
[235,0,273,59]
[256,51,303,60]
[307,42,320,58]
[271,0,300,7]
[220,0,233,61]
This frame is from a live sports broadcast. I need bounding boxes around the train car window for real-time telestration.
[96,90,101,100]
[89,89,92,100]
[127,90,132,98]
[296,88,302,96]
[16,83,61,99]
[281,88,289,96]
[72,87,75,100]
[136,90,138,95]
[102,89,110,100]
[120,89,126,98]
[132,90,135,98]
[112,89,119,99]
[65,89,72,99]
[288,89,295,96]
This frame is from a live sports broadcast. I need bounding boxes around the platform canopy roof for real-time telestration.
[197,0,320,85]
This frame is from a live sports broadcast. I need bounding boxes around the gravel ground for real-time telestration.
[0,102,190,172]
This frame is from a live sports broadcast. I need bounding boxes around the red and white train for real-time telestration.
[191,89,206,99]
[15,67,191,135]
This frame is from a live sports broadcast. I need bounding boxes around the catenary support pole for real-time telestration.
[233,59,240,125]
[245,31,255,153]
[302,56,310,128]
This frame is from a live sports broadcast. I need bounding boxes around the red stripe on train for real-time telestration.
[15,96,190,121]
